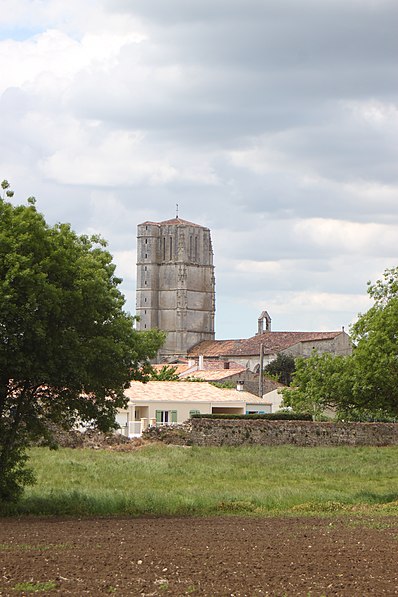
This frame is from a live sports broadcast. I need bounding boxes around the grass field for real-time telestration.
[2,444,398,517]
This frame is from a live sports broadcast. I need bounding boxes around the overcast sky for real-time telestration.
[1,0,397,339]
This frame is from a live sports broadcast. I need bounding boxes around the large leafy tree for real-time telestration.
[0,189,164,501]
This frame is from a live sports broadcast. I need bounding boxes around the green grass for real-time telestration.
[2,444,398,517]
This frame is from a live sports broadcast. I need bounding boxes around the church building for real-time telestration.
[136,215,352,367]
[135,217,215,360]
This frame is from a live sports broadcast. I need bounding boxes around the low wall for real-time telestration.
[190,418,398,447]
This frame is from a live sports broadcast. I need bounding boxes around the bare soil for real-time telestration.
[0,516,397,596]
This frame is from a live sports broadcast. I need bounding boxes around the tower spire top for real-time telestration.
[176,203,179,219]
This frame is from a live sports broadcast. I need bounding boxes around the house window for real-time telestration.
[189,409,200,417]
[194,236,198,261]
[169,236,173,260]
[155,410,177,425]
[163,237,166,261]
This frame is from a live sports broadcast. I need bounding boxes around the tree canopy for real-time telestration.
[349,268,398,415]
[149,365,180,381]
[0,188,165,501]
[264,352,295,386]
[282,268,398,419]
[281,352,354,419]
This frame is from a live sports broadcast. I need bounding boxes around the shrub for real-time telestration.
[191,413,313,421]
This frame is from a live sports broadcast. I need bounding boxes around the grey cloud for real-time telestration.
[111,0,398,71]
[71,0,398,142]
[2,0,397,338]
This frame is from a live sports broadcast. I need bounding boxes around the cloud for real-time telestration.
[293,219,398,256]
[1,0,397,338]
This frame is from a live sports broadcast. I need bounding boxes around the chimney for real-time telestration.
[257,317,264,335]
[236,380,244,392]
[198,355,204,370]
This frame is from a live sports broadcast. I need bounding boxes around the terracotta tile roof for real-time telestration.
[152,362,246,381]
[188,331,344,357]
[151,363,192,376]
[140,218,204,228]
[124,381,266,403]
[182,369,245,381]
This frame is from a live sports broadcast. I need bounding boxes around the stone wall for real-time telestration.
[190,418,398,447]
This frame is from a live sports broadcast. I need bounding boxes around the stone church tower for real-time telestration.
[136,217,215,360]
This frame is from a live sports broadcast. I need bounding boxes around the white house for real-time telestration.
[116,381,276,437]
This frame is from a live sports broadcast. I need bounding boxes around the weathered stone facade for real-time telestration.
[136,218,215,359]
[189,418,398,447]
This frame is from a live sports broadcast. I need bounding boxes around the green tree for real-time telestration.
[282,267,398,419]
[0,189,165,501]
[281,352,353,419]
[149,365,180,381]
[349,268,398,415]
[264,353,296,386]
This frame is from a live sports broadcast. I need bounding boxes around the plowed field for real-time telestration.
[0,516,397,596]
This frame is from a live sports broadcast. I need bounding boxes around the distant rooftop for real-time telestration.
[188,330,345,357]
[124,381,266,404]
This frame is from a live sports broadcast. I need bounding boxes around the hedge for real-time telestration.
[191,413,313,421]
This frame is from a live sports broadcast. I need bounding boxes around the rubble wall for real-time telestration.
[190,418,398,447]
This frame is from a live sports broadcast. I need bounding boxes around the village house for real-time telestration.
[116,381,277,437]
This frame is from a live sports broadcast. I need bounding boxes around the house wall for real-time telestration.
[213,354,276,372]
[261,389,283,412]
[245,402,272,414]
[238,376,283,397]
[284,333,352,358]
[147,401,213,422]
[117,399,257,431]
[120,401,213,426]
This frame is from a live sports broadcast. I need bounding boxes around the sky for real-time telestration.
[1,0,397,339]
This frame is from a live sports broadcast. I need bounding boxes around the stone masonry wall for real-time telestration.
[190,418,398,447]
